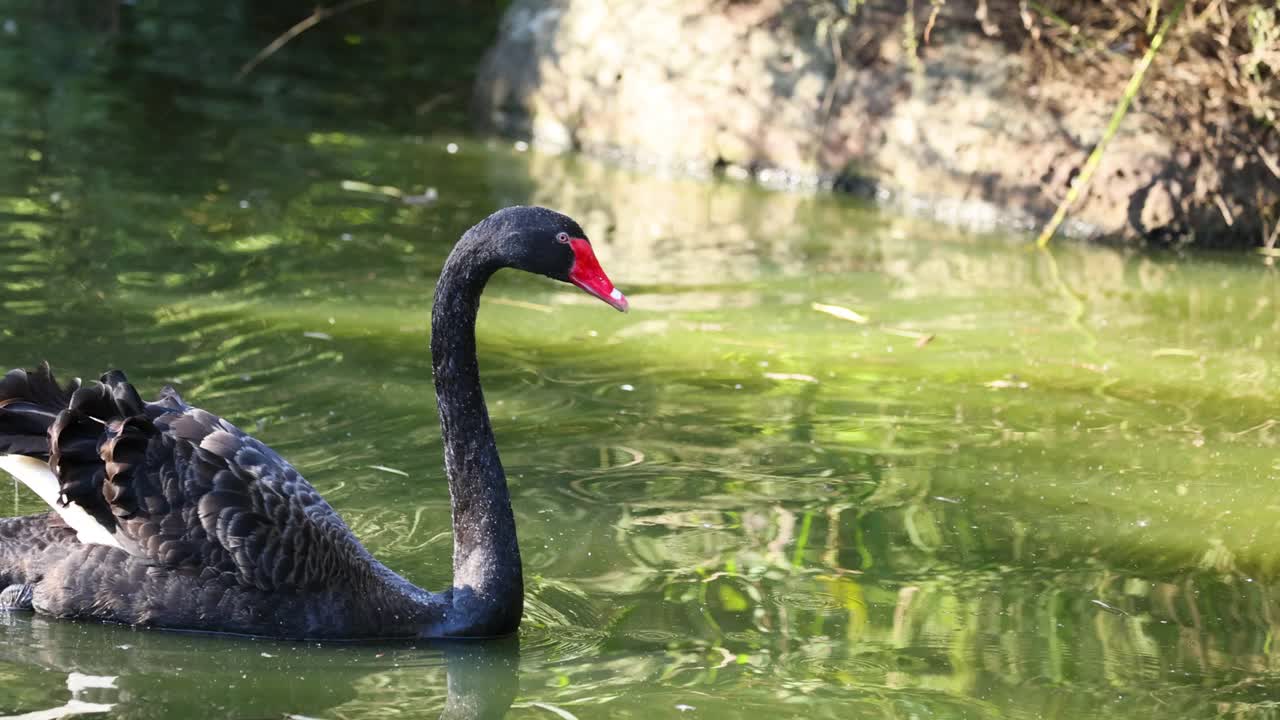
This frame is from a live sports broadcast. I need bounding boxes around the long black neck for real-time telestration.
[430,234,523,634]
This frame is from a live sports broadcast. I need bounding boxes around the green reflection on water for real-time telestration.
[3,6,1280,720]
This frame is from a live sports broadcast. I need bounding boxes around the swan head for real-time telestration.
[476,206,629,312]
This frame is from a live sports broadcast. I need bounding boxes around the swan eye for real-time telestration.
[555,232,570,244]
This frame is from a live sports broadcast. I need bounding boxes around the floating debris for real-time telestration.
[1232,419,1278,437]
[1152,348,1199,358]
[883,326,935,347]
[67,673,117,691]
[303,331,333,341]
[341,179,435,204]
[764,372,819,383]
[984,378,1029,390]
[814,303,937,347]
[368,465,410,477]
[401,187,439,206]
[341,179,400,197]
[1090,599,1127,616]
[527,703,579,720]
[812,302,868,324]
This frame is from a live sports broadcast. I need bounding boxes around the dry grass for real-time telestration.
[1015,1,1277,129]
[808,0,1279,244]
[988,0,1279,243]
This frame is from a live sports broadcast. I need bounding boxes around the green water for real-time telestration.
[4,6,1280,720]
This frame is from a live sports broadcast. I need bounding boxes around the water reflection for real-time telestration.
[513,569,1280,718]
[0,615,519,719]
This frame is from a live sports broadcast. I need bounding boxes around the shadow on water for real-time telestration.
[0,615,519,720]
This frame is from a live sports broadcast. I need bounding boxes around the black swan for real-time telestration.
[0,206,627,639]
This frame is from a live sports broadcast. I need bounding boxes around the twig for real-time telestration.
[814,13,851,170]
[1258,146,1280,181]
[1035,0,1187,248]
[1261,219,1280,258]
[924,3,941,44]
[1146,0,1160,35]
[1213,192,1235,226]
[235,0,379,82]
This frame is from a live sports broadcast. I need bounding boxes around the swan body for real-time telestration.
[0,206,626,639]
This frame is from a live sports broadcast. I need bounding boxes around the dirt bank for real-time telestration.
[474,0,1278,246]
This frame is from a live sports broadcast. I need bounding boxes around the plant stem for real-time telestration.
[236,0,380,82]
[1034,0,1187,248]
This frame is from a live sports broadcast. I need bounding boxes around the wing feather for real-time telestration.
[0,366,373,592]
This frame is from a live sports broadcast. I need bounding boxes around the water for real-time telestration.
[3,7,1280,720]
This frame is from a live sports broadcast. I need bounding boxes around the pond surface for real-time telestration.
[3,6,1280,720]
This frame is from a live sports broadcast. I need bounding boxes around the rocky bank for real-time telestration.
[474,0,1278,246]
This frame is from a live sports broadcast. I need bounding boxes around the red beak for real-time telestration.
[567,238,628,312]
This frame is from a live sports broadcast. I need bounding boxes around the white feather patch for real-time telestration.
[0,454,123,548]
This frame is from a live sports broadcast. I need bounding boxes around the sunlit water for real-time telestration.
[3,7,1280,720]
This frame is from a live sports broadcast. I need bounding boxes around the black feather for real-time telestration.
[0,365,398,626]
